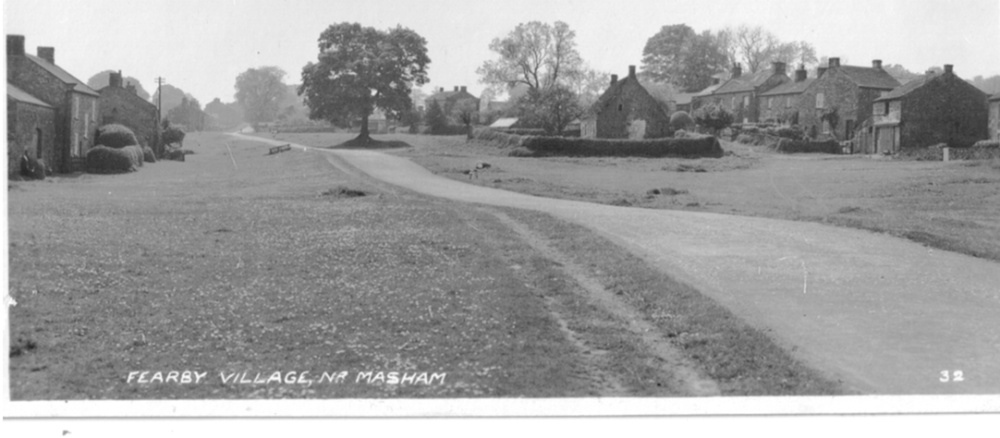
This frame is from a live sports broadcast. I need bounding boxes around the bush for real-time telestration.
[766,126,804,141]
[162,126,186,146]
[973,140,1000,149]
[694,105,734,132]
[163,148,186,161]
[86,145,137,174]
[142,146,157,163]
[775,138,841,154]
[95,124,139,148]
[669,111,694,131]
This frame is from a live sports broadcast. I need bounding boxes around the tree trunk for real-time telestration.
[357,113,371,143]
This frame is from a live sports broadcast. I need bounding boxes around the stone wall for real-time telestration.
[7,99,56,178]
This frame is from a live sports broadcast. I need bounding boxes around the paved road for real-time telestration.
[239,135,1000,395]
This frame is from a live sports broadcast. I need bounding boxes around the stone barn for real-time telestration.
[583,65,672,139]
[7,83,56,178]
[868,65,988,153]
[99,71,161,155]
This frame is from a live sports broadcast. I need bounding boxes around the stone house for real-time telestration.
[98,71,161,155]
[581,65,672,139]
[865,65,988,153]
[425,86,479,117]
[689,73,728,112]
[706,62,790,123]
[796,58,899,143]
[7,35,100,173]
[989,93,1000,141]
[7,83,56,178]
[757,65,815,125]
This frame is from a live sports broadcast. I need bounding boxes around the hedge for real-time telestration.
[471,127,526,148]
[472,127,723,158]
[951,140,1000,160]
[142,146,157,163]
[86,145,137,174]
[96,124,139,148]
[775,138,841,154]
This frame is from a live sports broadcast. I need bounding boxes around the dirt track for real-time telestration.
[239,134,1000,395]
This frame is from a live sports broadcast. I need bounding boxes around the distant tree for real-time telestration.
[570,68,610,109]
[772,41,817,69]
[87,70,152,100]
[299,22,430,143]
[514,86,582,135]
[968,74,1000,94]
[204,98,244,130]
[235,66,288,128]
[641,25,727,91]
[882,63,922,84]
[423,99,449,134]
[694,104,734,134]
[477,21,584,94]
[152,84,196,116]
[166,97,206,131]
[451,99,479,128]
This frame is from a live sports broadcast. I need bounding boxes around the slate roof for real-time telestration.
[874,75,931,101]
[713,68,781,95]
[490,118,519,129]
[26,54,100,96]
[760,78,816,97]
[7,83,54,108]
[693,82,723,97]
[586,76,673,118]
[837,65,900,90]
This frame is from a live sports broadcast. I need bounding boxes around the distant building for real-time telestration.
[98,71,161,155]
[489,117,521,130]
[757,64,815,125]
[7,83,56,178]
[709,62,791,124]
[425,86,479,115]
[7,34,100,173]
[864,65,988,153]
[989,93,1000,141]
[581,65,673,139]
[797,58,899,142]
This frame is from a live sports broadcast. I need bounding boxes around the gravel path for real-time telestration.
[238,134,1000,395]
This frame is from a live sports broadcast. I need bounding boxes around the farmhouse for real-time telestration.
[757,64,815,125]
[7,34,100,173]
[581,65,672,139]
[707,62,790,123]
[990,93,1000,141]
[7,83,56,178]
[425,86,479,114]
[797,58,899,143]
[98,71,161,155]
[863,65,988,153]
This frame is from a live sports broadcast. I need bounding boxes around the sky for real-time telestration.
[4,0,999,105]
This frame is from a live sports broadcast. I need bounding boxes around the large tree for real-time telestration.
[151,84,196,118]
[641,25,728,92]
[477,21,584,93]
[235,66,288,128]
[87,70,151,100]
[166,97,206,131]
[299,22,430,143]
[204,98,244,130]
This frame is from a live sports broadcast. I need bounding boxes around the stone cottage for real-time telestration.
[7,34,100,173]
[581,65,672,139]
[866,65,988,153]
[797,58,899,143]
[757,64,815,125]
[425,86,479,116]
[7,83,56,178]
[989,93,1000,141]
[98,71,161,155]
[707,62,790,124]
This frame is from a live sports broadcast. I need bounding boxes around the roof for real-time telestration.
[874,75,931,101]
[673,92,695,105]
[990,92,1000,101]
[837,65,900,90]
[714,68,783,95]
[490,118,519,129]
[587,75,674,118]
[7,83,54,108]
[760,78,816,97]
[98,84,157,110]
[638,79,676,105]
[693,82,724,97]
[426,89,478,103]
[26,54,100,97]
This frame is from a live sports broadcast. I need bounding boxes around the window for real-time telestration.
[618,103,623,112]
[73,132,79,156]
[884,102,890,115]
[731,97,736,108]
[743,95,750,107]
[91,99,97,120]
[74,95,80,119]
[785,96,791,108]
[816,93,825,109]
[767,97,773,109]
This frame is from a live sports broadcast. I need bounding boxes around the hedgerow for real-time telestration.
[472,127,723,158]
[775,138,841,154]
[95,124,139,148]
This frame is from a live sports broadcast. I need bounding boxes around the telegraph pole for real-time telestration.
[155,77,166,156]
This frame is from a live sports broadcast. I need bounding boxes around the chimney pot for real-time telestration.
[829,57,840,68]
[772,61,787,75]
[944,64,953,74]
[454,86,459,92]
[713,77,720,85]
[110,71,122,88]
[6,34,25,57]
[872,59,883,70]
[732,63,743,78]
[795,66,807,82]
[610,74,618,85]
[628,65,636,78]
[37,46,54,64]
[461,86,467,93]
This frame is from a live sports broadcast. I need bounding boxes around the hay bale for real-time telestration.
[121,145,144,168]
[142,146,157,163]
[19,154,46,180]
[163,149,186,162]
[86,145,136,174]
[96,124,139,148]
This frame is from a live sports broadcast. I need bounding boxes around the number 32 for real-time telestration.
[940,370,964,382]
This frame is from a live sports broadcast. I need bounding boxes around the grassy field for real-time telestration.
[8,132,843,399]
[270,132,1000,263]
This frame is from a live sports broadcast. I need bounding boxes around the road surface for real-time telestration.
[239,134,1000,395]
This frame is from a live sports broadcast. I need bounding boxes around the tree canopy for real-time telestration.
[641,25,728,92]
[299,22,430,142]
[477,21,585,93]
[235,66,288,128]
[152,84,196,117]
[165,97,206,131]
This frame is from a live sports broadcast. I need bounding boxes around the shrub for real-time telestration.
[669,111,694,131]
[973,140,1000,149]
[19,154,46,180]
[766,126,804,141]
[86,145,137,173]
[162,126,186,147]
[775,138,841,154]
[122,145,144,168]
[96,124,139,148]
[163,149,186,161]
[142,146,157,163]
[693,104,734,133]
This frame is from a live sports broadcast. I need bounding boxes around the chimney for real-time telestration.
[37,46,54,64]
[610,74,618,85]
[126,82,137,94]
[872,59,883,70]
[772,61,786,75]
[7,34,25,56]
[712,77,720,85]
[732,63,742,78]
[818,67,828,77]
[628,65,636,78]
[828,57,840,68]
[461,86,467,93]
[110,70,123,88]
[944,64,953,74]
[454,86,459,92]
[795,65,807,82]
